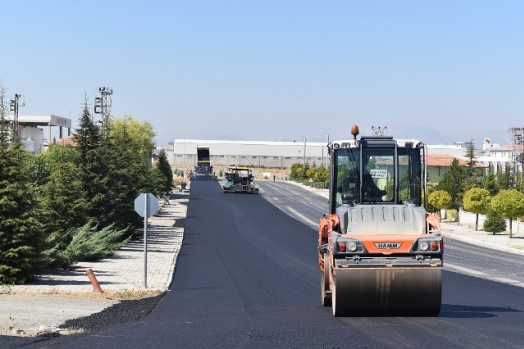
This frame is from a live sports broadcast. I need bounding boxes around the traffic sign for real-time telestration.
[134,193,158,217]
[134,192,159,289]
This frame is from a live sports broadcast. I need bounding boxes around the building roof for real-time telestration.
[427,154,488,168]
[8,115,72,128]
[54,136,76,146]
[485,144,524,152]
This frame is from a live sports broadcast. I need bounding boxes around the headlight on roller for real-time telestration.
[334,238,364,253]
[415,239,442,252]
[347,241,358,252]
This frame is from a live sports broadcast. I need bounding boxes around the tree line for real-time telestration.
[426,139,524,236]
[0,87,173,284]
[291,140,524,237]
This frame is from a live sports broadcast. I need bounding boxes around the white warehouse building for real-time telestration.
[167,139,329,171]
[166,135,524,178]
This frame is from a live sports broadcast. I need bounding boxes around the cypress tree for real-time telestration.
[157,148,173,193]
[435,158,466,209]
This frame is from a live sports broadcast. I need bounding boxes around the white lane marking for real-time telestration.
[444,263,487,276]
[446,263,524,288]
[492,277,524,286]
[286,206,318,228]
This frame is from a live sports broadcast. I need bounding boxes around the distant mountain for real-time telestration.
[391,125,508,148]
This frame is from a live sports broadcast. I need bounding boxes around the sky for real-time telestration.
[1,0,523,148]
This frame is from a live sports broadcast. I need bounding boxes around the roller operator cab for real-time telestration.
[318,125,443,316]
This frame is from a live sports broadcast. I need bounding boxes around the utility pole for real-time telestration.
[508,127,524,188]
[94,87,113,143]
[9,94,23,141]
[318,129,330,167]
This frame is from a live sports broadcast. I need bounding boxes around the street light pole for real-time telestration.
[9,94,22,141]
[298,134,306,169]
[94,87,113,144]
[318,130,330,167]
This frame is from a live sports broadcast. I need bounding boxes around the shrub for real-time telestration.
[483,210,506,235]
[446,209,458,221]
[44,221,129,268]
[428,190,452,211]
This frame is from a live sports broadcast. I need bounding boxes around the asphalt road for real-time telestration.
[258,181,524,289]
[10,180,524,348]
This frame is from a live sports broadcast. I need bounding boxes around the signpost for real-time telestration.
[134,193,159,288]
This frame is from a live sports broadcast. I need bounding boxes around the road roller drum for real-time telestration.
[331,267,442,316]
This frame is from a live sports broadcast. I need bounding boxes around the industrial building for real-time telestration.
[166,136,523,185]
[7,115,72,154]
[167,139,329,171]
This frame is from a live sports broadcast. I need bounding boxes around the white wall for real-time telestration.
[458,209,524,234]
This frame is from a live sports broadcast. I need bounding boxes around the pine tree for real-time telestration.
[0,141,45,283]
[41,145,87,240]
[495,167,511,191]
[483,171,498,195]
[72,94,100,163]
[435,158,466,209]
[157,149,173,193]
[83,146,112,226]
[464,139,477,169]
[463,139,480,189]
[483,209,506,235]
[72,95,108,226]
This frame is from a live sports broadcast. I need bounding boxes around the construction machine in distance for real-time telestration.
[221,166,259,194]
[318,125,443,316]
[193,146,214,180]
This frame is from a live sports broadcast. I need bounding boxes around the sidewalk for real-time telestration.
[441,221,524,256]
[0,192,188,337]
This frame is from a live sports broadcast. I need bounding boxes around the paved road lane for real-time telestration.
[258,180,524,289]
[29,180,524,349]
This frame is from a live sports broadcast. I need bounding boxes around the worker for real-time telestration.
[361,156,387,200]
[163,191,171,205]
